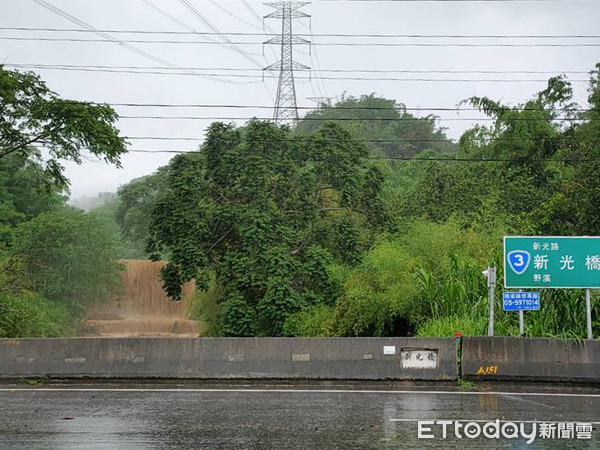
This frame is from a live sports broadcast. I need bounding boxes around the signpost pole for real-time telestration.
[586,289,592,339]
[518,310,524,336]
[488,267,496,337]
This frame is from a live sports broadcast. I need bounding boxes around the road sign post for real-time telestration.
[483,267,496,337]
[586,289,592,340]
[519,311,524,335]
[504,236,599,339]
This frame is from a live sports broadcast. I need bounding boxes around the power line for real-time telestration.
[311,46,329,98]
[173,0,274,99]
[7,113,593,121]
[138,0,262,58]
[175,0,264,67]
[31,135,583,145]
[29,0,234,84]
[137,0,268,90]
[309,0,596,2]
[242,1,268,25]
[35,136,571,143]
[31,144,593,164]
[240,1,280,62]
[206,0,263,30]
[118,135,578,142]
[112,149,600,164]
[5,35,600,47]
[138,0,220,45]
[5,63,592,75]
[3,27,600,39]
[5,98,594,112]
[4,65,590,82]
[302,11,329,100]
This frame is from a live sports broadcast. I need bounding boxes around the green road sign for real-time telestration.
[504,236,600,288]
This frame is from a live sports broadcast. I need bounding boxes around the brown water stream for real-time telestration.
[79,260,198,337]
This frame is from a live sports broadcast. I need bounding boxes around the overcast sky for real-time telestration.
[2,0,599,199]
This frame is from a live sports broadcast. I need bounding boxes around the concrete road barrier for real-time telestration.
[0,337,457,380]
[462,337,600,382]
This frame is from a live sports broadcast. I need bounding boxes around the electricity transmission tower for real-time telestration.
[307,96,334,108]
[264,2,311,124]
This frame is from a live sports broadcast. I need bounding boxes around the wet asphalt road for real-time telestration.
[0,382,599,449]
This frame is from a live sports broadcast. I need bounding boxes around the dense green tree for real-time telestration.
[393,73,591,235]
[0,152,66,244]
[3,65,595,340]
[0,67,127,186]
[13,208,123,313]
[147,120,386,336]
[115,170,169,254]
[282,66,600,339]
[325,221,497,337]
[91,198,147,259]
[71,192,116,211]
[295,94,456,158]
[396,155,493,226]
[569,63,600,234]
[0,68,130,336]
[458,75,577,233]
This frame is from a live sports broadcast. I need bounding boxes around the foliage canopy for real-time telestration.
[0,67,127,186]
[147,120,387,336]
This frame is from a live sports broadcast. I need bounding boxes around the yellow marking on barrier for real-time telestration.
[476,365,498,375]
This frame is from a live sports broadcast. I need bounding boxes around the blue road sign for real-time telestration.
[502,292,540,311]
[507,250,531,275]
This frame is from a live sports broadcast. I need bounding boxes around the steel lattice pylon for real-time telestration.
[264,2,311,124]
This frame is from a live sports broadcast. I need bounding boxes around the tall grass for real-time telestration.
[415,253,490,337]
[416,253,488,320]
[416,253,598,338]
[525,290,597,338]
[417,315,487,337]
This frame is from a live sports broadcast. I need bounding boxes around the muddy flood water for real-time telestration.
[78,260,198,337]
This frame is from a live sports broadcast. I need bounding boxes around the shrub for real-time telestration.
[0,291,72,337]
[283,304,335,337]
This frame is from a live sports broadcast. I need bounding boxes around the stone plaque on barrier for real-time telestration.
[401,349,438,369]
